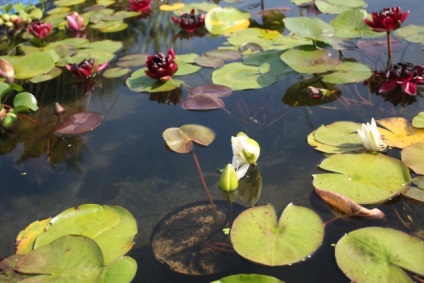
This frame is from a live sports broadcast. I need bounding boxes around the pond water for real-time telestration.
[1,0,423,282]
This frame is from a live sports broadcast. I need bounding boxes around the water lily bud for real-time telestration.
[357,118,387,152]
[218,164,239,192]
[0,107,6,119]
[0,58,14,78]
[2,112,18,129]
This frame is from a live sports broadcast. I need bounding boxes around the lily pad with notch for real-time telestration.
[181,85,232,110]
[163,124,215,153]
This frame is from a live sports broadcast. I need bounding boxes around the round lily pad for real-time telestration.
[313,121,362,148]
[313,153,411,204]
[55,112,103,136]
[281,49,340,74]
[335,227,424,283]
[231,203,324,266]
[194,55,225,68]
[190,84,233,98]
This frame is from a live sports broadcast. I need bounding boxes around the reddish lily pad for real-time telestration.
[190,84,233,98]
[181,94,225,110]
[163,124,215,153]
[55,112,103,136]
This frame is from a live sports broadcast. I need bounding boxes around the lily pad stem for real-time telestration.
[192,150,218,222]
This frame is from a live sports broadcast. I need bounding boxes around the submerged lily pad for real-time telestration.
[55,112,103,136]
[313,153,411,204]
[163,124,215,153]
[281,49,340,74]
[335,227,424,283]
[231,203,324,266]
[33,204,137,265]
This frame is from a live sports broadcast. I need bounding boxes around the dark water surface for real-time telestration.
[1,0,423,282]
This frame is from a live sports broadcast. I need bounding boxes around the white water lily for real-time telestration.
[231,132,260,179]
[357,118,387,152]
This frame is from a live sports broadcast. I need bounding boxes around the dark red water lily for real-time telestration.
[364,7,409,32]
[66,58,108,79]
[145,49,178,81]
[27,21,52,40]
[128,0,151,13]
[379,62,424,96]
[171,9,205,33]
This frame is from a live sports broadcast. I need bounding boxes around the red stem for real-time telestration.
[192,150,218,222]
[386,31,392,70]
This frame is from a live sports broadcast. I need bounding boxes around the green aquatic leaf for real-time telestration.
[13,92,38,113]
[163,124,215,153]
[412,112,424,128]
[313,153,411,204]
[91,20,128,33]
[29,67,62,83]
[33,204,137,265]
[401,142,424,175]
[126,68,183,93]
[212,273,284,283]
[98,256,137,283]
[394,25,424,44]
[231,203,324,266]
[314,121,362,148]
[11,52,55,80]
[281,49,340,74]
[283,17,337,43]
[102,67,130,78]
[322,61,372,84]
[16,235,104,283]
[331,9,382,38]
[175,53,202,76]
[205,7,250,35]
[316,0,367,15]
[335,227,424,283]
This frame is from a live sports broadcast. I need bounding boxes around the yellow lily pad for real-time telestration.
[160,3,185,11]
[377,117,424,149]
[15,218,51,254]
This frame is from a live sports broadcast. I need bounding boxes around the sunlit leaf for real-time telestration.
[55,112,103,136]
[231,203,324,266]
[126,68,183,93]
[205,7,250,35]
[54,0,85,6]
[412,112,424,128]
[102,67,131,78]
[16,235,104,282]
[331,9,382,38]
[175,53,202,76]
[395,25,424,44]
[401,142,424,175]
[98,256,137,283]
[176,2,218,14]
[10,52,55,79]
[313,153,411,204]
[377,117,424,149]
[315,188,385,219]
[116,54,148,68]
[91,20,128,33]
[281,49,340,74]
[316,0,367,15]
[80,40,123,54]
[322,61,372,83]
[160,3,185,11]
[15,218,51,254]
[283,17,337,43]
[29,67,62,83]
[212,274,284,283]
[13,92,39,113]
[308,131,365,154]
[163,124,215,153]
[313,121,362,148]
[335,227,424,283]
[34,204,137,265]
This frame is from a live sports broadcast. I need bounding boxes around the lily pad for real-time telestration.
[401,142,424,175]
[116,54,148,68]
[55,112,103,136]
[194,55,225,68]
[98,256,137,283]
[16,235,104,282]
[29,67,63,83]
[316,0,367,15]
[160,3,185,11]
[331,9,382,38]
[33,204,137,265]
[163,124,215,153]
[15,218,51,254]
[11,52,55,80]
[335,227,424,283]
[175,53,202,76]
[281,49,340,74]
[204,49,242,61]
[190,84,233,97]
[0,255,28,282]
[322,61,372,84]
[102,67,131,78]
[283,17,336,44]
[126,68,183,93]
[412,112,424,128]
[377,117,424,149]
[313,121,362,148]
[394,25,424,44]
[307,131,364,154]
[402,177,424,202]
[231,203,324,266]
[205,7,250,35]
[181,94,225,110]
[313,153,411,204]
[212,274,284,283]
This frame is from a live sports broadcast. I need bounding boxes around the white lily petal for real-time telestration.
[235,163,250,179]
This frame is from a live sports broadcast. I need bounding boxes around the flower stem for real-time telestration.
[192,150,218,222]
[386,31,392,70]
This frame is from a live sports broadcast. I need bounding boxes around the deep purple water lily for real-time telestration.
[66,58,108,79]
[128,0,151,13]
[364,7,409,33]
[27,21,52,40]
[145,49,178,81]
[171,9,205,33]
[379,62,424,96]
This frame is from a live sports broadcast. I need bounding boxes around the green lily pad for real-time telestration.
[205,7,250,35]
[394,25,424,44]
[212,274,284,283]
[231,203,324,266]
[13,92,39,113]
[54,0,86,6]
[283,17,337,44]
[29,67,62,83]
[11,52,55,80]
[33,204,137,265]
[313,153,411,204]
[212,62,278,90]
[117,54,148,68]
[307,131,365,154]
[126,68,183,93]
[194,55,225,68]
[316,0,367,15]
[322,61,372,84]
[80,40,123,54]
[163,124,215,153]
[91,20,128,33]
[412,112,424,128]
[16,235,104,282]
[175,53,202,76]
[102,67,131,78]
[281,49,340,74]
[331,9,381,38]
[314,121,362,148]
[99,256,137,283]
[335,227,424,283]
[16,218,51,254]
[401,142,424,175]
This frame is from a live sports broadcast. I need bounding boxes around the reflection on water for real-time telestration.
[1,0,424,282]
